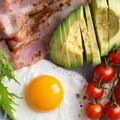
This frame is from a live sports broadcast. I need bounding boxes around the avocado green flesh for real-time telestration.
[77,6,92,64]
[50,8,84,68]
[84,5,101,66]
[68,12,84,66]
[50,24,71,68]
[109,10,119,40]
[108,0,120,51]
[60,24,71,68]
[91,0,109,56]
[63,12,77,68]
[50,0,120,69]
[63,10,84,68]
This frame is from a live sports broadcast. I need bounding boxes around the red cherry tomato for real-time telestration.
[104,101,120,120]
[115,84,120,105]
[108,46,120,64]
[85,102,103,120]
[94,63,116,83]
[86,81,104,100]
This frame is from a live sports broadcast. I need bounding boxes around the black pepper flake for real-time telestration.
[85,0,91,3]
[39,51,41,56]
[83,96,87,100]
[42,19,45,23]
[80,105,83,108]
[59,3,63,7]
[84,85,87,88]
[76,93,80,98]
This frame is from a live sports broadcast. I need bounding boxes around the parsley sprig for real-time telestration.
[0,51,19,120]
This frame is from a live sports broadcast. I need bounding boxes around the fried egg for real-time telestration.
[25,75,64,112]
[3,59,89,120]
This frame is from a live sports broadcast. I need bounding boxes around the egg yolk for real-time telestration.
[25,75,64,112]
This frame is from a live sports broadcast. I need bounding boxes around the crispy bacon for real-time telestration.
[13,38,49,69]
[6,0,68,51]
[0,0,54,39]
[0,0,53,14]
[0,0,90,69]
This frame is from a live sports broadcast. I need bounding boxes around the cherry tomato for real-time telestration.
[94,63,116,83]
[108,46,120,64]
[115,84,120,105]
[86,81,104,100]
[85,102,103,120]
[104,101,120,120]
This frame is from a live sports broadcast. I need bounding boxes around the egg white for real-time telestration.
[3,59,89,120]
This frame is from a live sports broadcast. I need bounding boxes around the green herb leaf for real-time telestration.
[0,51,19,84]
[0,82,17,120]
[0,51,20,120]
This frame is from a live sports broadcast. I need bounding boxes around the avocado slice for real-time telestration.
[84,4,101,66]
[50,7,84,68]
[77,6,92,64]
[108,0,120,51]
[62,15,77,68]
[64,10,84,67]
[50,24,71,68]
[91,0,109,56]
[60,24,71,68]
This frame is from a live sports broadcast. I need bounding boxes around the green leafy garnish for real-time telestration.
[0,82,17,120]
[0,51,19,120]
[0,51,18,83]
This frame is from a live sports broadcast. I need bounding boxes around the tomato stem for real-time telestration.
[112,46,117,53]
[103,57,109,68]
[118,73,120,84]
[91,98,97,105]
[108,74,119,103]
[102,87,110,90]
[96,77,104,88]
[96,83,101,88]
[112,45,120,53]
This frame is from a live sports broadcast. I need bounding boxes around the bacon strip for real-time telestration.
[0,0,54,39]
[6,0,70,51]
[0,0,90,69]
